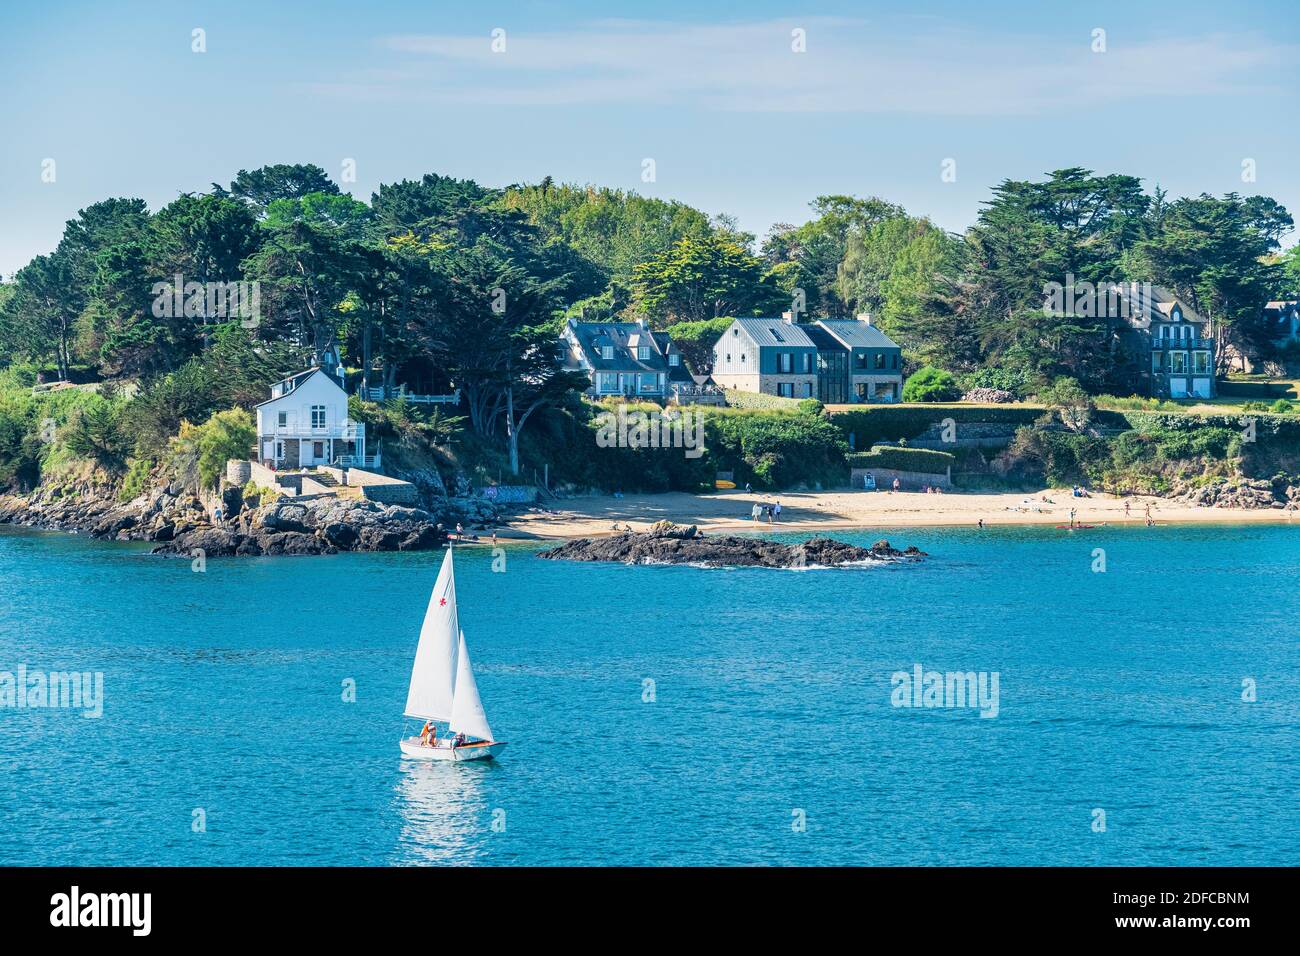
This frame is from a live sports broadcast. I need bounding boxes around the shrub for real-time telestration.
[902,366,960,403]
[1270,399,1294,414]
[117,457,154,502]
[797,398,825,416]
[166,408,256,490]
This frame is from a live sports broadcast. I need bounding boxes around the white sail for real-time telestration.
[404,548,459,721]
[448,630,494,742]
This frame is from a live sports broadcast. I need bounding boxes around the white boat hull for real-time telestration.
[399,736,507,762]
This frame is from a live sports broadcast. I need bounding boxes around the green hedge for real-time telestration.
[831,405,1047,449]
[722,388,804,411]
[846,446,955,474]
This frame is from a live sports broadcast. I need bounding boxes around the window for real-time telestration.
[741,353,747,363]
[777,383,794,398]
[640,373,658,392]
[277,411,287,427]
[274,441,284,460]
[668,353,680,366]
[637,346,650,360]
[802,354,812,373]
[777,352,793,373]
[803,382,813,398]
[601,345,614,360]
[310,405,326,428]
[312,441,325,458]
[874,353,885,370]
[856,383,869,401]
[1170,352,1188,373]
[598,372,619,392]
[891,354,899,370]
[1151,351,1163,373]
[1193,351,1210,373]
[855,353,867,370]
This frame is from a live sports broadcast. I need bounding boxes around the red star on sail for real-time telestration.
[439,597,447,606]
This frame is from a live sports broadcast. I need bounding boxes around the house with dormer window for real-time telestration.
[560,318,682,400]
[710,313,903,403]
[255,366,370,469]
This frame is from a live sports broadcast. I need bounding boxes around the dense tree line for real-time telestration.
[0,163,1295,487]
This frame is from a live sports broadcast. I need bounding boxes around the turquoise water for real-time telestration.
[0,522,1296,866]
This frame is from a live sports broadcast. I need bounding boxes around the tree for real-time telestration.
[1123,193,1293,369]
[227,164,339,207]
[632,234,784,324]
[901,366,960,403]
[1037,376,1095,433]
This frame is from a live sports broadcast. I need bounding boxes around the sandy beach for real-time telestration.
[501,488,1298,539]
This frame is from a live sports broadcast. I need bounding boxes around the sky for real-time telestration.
[1,0,1298,277]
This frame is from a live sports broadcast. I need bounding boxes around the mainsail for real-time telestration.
[404,548,496,742]
[448,630,494,743]
[404,548,459,721]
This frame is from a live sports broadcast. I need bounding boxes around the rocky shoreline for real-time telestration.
[538,523,925,568]
[0,479,501,557]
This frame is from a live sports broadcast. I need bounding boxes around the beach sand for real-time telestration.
[500,488,1297,540]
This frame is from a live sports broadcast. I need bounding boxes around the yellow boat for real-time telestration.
[715,480,736,490]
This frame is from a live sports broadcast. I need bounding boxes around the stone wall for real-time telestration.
[850,466,951,491]
[481,485,539,505]
[344,467,419,505]
[226,460,252,486]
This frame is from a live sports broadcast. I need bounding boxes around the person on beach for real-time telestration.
[455,522,464,541]
[765,503,773,525]
[491,531,498,547]
[977,518,985,530]
[751,503,762,523]
[1124,500,1131,517]
[744,482,752,494]
[892,477,901,494]
[1069,507,1077,529]
[773,501,782,522]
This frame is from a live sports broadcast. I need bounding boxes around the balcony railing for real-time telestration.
[360,385,460,404]
[1151,337,1214,350]
[265,422,363,440]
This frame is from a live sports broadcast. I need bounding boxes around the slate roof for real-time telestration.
[565,321,670,373]
[815,319,900,350]
[731,318,818,348]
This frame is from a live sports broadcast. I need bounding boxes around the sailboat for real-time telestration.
[399,547,506,762]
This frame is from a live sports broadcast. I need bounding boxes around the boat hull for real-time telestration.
[399,736,507,762]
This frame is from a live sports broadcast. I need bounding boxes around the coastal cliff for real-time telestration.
[0,479,500,557]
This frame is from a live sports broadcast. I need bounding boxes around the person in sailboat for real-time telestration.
[454,732,466,748]
[419,720,436,746]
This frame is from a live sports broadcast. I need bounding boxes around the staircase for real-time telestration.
[310,471,340,489]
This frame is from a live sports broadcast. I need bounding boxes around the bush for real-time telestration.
[1270,399,1294,414]
[902,366,960,403]
[797,398,825,416]
[166,408,256,490]
[117,457,154,502]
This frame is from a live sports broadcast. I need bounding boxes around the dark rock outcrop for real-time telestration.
[538,524,925,568]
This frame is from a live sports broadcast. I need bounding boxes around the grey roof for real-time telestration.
[565,321,670,374]
[731,318,817,348]
[255,367,334,407]
[815,319,900,350]
[801,324,844,350]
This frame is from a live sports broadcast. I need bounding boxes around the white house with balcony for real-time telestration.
[255,367,372,470]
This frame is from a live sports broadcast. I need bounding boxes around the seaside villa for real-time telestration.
[560,318,716,403]
[255,366,371,470]
[710,314,903,403]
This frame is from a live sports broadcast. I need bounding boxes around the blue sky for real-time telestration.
[2,0,1297,277]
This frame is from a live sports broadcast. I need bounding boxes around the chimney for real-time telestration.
[782,311,795,324]
[857,313,872,326]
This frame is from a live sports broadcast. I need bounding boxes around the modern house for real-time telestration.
[255,366,371,470]
[710,315,903,403]
[560,318,717,403]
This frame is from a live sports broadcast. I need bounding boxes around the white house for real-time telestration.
[255,367,370,469]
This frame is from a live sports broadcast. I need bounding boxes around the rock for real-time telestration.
[539,526,925,568]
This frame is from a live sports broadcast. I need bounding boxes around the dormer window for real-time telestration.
[637,346,650,360]
[669,353,680,366]
[601,345,614,360]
